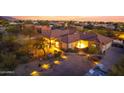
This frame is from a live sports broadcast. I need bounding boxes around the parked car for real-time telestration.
[86,64,107,76]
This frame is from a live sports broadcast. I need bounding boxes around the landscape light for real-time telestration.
[30,70,40,76]
[54,60,61,65]
[94,61,99,65]
[61,55,67,59]
[41,64,50,70]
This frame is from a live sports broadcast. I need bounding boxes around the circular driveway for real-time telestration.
[15,53,94,76]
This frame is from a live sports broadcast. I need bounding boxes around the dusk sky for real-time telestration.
[13,16,124,22]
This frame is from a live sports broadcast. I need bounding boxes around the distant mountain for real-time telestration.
[0,16,17,21]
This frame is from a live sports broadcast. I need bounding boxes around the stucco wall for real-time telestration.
[61,41,78,49]
[101,42,112,53]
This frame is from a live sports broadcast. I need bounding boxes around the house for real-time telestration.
[40,28,77,48]
[40,28,113,53]
[105,24,116,30]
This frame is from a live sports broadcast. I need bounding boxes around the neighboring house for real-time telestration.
[9,22,18,25]
[22,24,51,32]
[87,23,116,30]
[94,23,107,28]
[106,24,116,30]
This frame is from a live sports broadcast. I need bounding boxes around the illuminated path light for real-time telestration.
[41,64,50,70]
[54,60,61,65]
[49,46,62,54]
[30,70,40,76]
[61,55,68,59]
[94,61,99,65]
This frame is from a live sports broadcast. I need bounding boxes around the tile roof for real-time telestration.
[41,28,113,44]
[60,32,80,43]
[80,32,97,40]
[96,34,113,44]
[61,31,113,44]
[41,28,76,38]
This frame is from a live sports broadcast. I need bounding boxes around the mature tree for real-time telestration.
[37,20,49,26]
[0,19,9,26]
[33,37,47,57]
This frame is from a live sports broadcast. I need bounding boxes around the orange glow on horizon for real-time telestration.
[13,16,124,22]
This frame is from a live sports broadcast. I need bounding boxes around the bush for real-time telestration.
[54,51,62,58]
[0,53,18,71]
[87,46,100,54]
